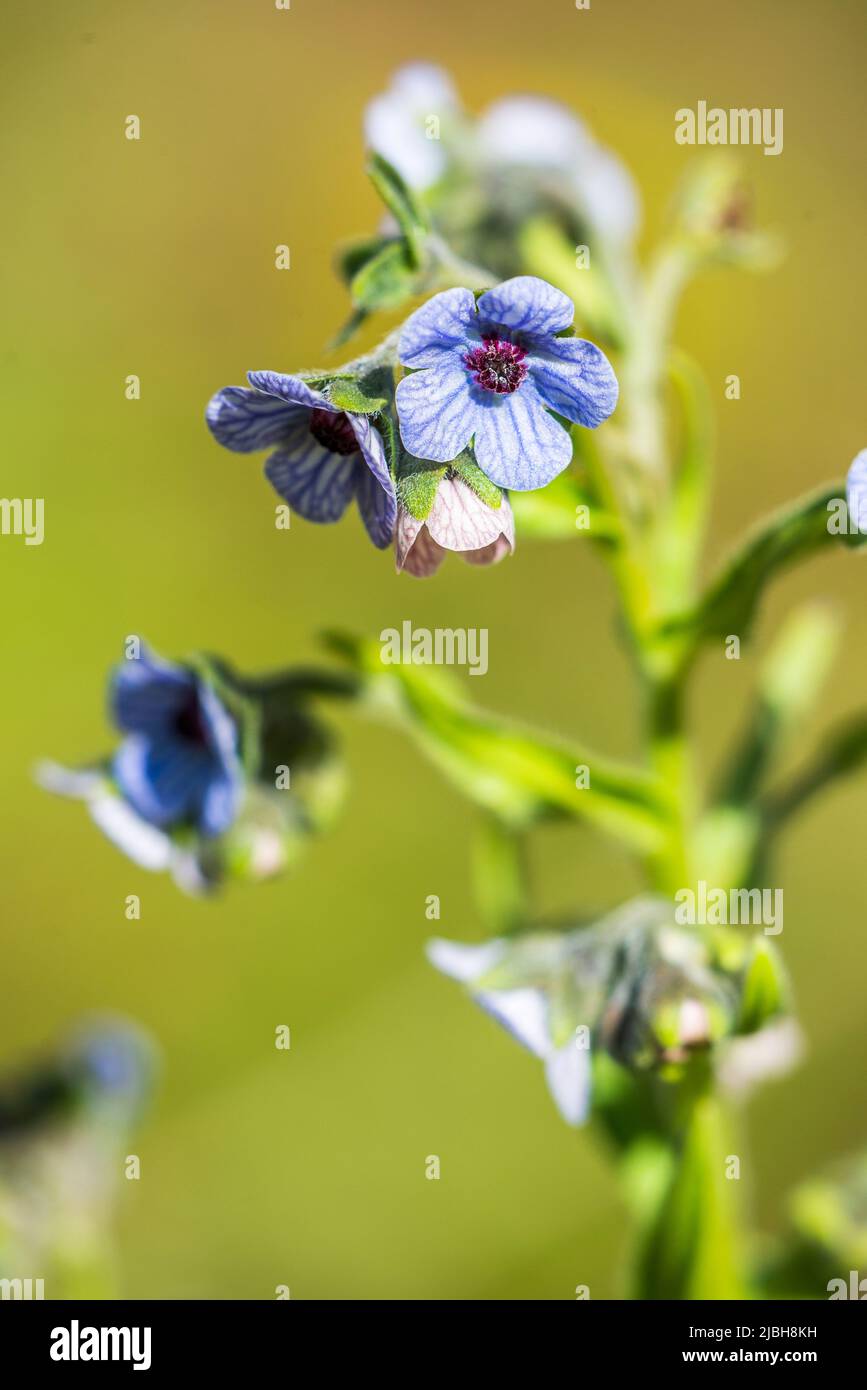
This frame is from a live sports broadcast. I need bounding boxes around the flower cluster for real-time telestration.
[38,643,346,893]
[207,276,617,576]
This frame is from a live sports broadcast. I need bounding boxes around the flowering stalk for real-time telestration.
[38,64,867,1299]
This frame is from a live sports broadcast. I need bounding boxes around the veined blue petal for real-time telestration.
[196,682,241,773]
[477,276,574,337]
[846,449,867,534]
[471,382,572,490]
[114,736,214,828]
[264,422,357,523]
[477,987,551,1058]
[111,648,195,736]
[398,288,477,368]
[544,1041,592,1127]
[395,366,474,463]
[246,371,329,411]
[348,413,394,498]
[356,462,397,549]
[528,336,619,428]
[200,770,242,838]
[206,386,309,454]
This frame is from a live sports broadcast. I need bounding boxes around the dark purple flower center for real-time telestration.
[463,336,528,395]
[309,408,359,455]
[174,693,209,747]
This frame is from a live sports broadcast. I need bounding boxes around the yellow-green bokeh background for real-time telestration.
[2,0,865,1298]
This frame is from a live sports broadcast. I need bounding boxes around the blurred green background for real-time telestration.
[2,0,865,1298]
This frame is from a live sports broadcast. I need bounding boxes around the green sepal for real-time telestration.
[324,366,392,415]
[450,451,502,509]
[396,451,447,521]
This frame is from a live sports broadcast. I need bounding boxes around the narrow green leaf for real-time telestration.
[716,604,840,807]
[653,351,713,606]
[323,632,672,853]
[668,483,853,649]
[763,712,867,829]
[367,153,429,267]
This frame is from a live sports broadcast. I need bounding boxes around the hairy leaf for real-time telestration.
[667,483,861,650]
[324,632,672,853]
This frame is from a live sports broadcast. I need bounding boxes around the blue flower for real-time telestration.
[207,372,397,548]
[846,448,867,535]
[395,276,618,490]
[110,646,242,838]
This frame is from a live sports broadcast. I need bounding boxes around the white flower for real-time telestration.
[476,95,593,169]
[364,63,460,192]
[396,476,515,578]
[476,94,640,243]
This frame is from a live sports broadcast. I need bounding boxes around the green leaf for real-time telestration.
[667,483,856,650]
[652,352,713,606]
[367,153,429,268]
[716,604,840,807]
[737,939,789,1034]
[325,368,391,415]
[350,239,417,313]
[336,235,393,285]
[763,712,867,829]
[323,632,672,853]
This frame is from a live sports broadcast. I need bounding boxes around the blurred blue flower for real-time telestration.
[207,371,396,548]
[110,646,242,838]
[396,276,618,490]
